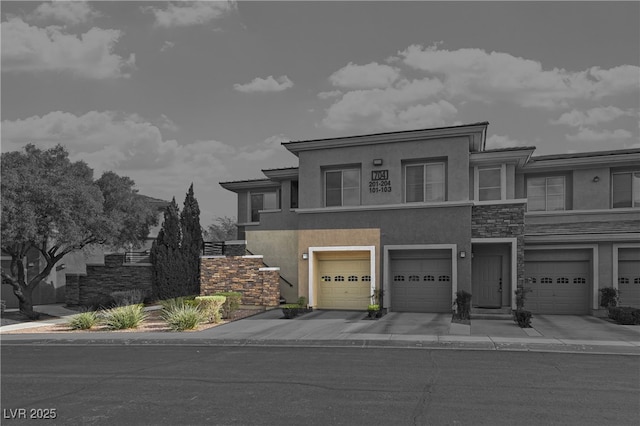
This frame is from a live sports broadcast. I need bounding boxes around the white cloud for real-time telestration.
[160,40,175,52]
[145,1,236,28]
[159,114,179,132]
[28,1,101,26]
[1,18,135,79]
[485,134,530,149]
[329,62,401,89]
[318,90,342,99]
[0,110,237,219]
[233,75,294,93]
[322,78,445,131]
[236,134,290,161]
[552,106,635,127]
[399,44,640,108]
[565,128,633,142]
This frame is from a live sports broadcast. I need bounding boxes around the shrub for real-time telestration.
[515,287,532,310]
[367,304,380,311]
[111,289,146,307]
[599,287,619,308]
[453,290,472,320]
[68,310,100,330]
[160,296,198,311]
[297,296,307,307]
[162,304,205,331]
[102,304,147,330]
[608,306,640,325]
[213,292,242,319]
[195,295,226,323]
[514,309,532,328]
[281,304,300,319]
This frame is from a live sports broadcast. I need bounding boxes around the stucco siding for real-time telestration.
[246,230,299,304]
[297,136,470,209]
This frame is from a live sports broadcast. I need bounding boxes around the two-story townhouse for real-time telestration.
[221,122,640,315]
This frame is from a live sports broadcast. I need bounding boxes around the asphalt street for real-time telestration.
[1,345,638,426]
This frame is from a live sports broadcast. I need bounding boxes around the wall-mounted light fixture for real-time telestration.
[459,251,466,259]
[373,159,383,166]
[302,253,308,260]
[56,264,66,271]
[592,176,600,183]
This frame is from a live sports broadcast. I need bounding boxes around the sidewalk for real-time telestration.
[1,305,639,355]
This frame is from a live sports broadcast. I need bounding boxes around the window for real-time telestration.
[405,162,445,202]
[250,191,278,222]
[348,276,358,282]
[478,167,503,201]
[290,181,299,209]
[612,172,640,208]
[325,169,360,207]
[527,176,565,211]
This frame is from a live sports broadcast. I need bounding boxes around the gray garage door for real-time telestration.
[390,250,452,313]
[525,252,590,314]
[618,248,640,308]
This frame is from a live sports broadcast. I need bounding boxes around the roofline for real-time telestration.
[262,167,299,181]
[524,148,640,171]
[530,148,640,162]
[219,178,280,192]
[470,146,536,167]
[282,122,489,155]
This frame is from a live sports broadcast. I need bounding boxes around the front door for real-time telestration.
[472,255,502,308]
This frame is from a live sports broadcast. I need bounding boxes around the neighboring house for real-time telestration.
[1,195,169,308]
[221,122,640,315]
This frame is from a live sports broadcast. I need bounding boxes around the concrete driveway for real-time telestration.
[199,308,640,345]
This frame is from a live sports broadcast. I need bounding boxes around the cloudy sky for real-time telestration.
[2,1,639,223]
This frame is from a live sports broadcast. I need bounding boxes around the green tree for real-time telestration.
[180,184,203,296]
[1,144,157,318]
[150,198,183,300]
[203,216,237,241]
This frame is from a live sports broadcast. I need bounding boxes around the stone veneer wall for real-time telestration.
[66,254,153,307]
[200,256,280,308]
[471,203,526,289]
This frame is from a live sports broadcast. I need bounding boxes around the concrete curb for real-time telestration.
[2,333,639,355]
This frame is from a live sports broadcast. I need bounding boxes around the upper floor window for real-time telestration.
[612,172,640,208]
[325,169,360,207]
[405,162,445,203]
[477,166,504,201]
[527,176,565,211]
[250,191,278,222]
[290,180,299,209]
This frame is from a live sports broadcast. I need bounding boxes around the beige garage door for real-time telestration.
[525,255,590,315]
[390,250,452,313]
[317,259,371,310]
[618,248,640,308]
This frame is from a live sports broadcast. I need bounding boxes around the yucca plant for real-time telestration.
[102,304,147,330]
[162,304,205,331]
[67,310,101,330]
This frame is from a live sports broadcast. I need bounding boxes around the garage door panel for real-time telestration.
[318,259,371,310]
[618,249,640,308]
[525,259,590,315]
[391,254,452,313]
